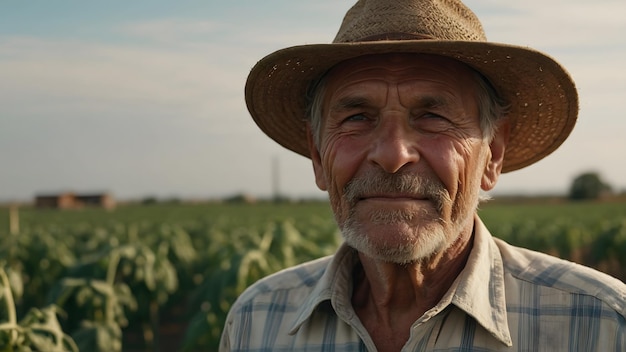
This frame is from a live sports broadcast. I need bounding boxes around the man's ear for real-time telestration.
[481,120,510,191]
[306,124,328,191]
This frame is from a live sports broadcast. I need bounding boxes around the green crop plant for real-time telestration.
[0,200,623,351]
[181,219,341,351]
[50,240,178,351]
[0,266,78,352]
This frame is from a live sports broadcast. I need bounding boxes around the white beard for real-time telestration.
[333,170,478,264]
[340,206,450,264]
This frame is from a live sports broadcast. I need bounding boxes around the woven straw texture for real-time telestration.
[245,0,578,173]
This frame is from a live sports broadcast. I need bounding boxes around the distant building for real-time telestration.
[35,193,75,209]
[34,192,115,209]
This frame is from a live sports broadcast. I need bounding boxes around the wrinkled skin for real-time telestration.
[309,53,507,264]
[307,53,509,351]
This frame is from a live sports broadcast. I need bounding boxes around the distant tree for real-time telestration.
[568,172,612,200]
[141,196,159,205]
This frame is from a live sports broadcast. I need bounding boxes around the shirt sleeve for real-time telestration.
[219,313,233,352]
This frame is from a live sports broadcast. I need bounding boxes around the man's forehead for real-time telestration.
[321,53,480,97]
[322,53,480,105]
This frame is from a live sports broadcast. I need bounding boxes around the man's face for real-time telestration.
[308,53,506,264]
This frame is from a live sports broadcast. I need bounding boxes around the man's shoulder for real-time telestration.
[494,237,626,317]
[232,254,333,309]
[220,255,339,349]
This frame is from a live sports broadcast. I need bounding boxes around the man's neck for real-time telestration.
[351,227,474,351]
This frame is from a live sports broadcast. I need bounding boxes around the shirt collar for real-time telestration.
[446,216,512,346]
[288,216,512,347]
[288,243,358,334]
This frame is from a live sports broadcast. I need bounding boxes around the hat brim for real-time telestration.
[245,40,578,173]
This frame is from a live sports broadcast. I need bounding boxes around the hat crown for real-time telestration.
[334,0,486,43]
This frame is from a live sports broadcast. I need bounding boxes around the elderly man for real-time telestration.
[221,0,626,351]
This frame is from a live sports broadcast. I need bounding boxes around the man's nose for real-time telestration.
[367,120,419,173]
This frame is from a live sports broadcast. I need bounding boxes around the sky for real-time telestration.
[1,0,625,202]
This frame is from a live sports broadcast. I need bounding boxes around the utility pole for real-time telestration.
[272,156,280,202]
[9,204,19,235]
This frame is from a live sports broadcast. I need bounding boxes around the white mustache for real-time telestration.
[343,170,450,215]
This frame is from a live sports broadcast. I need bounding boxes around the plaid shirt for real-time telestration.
[220,216,626,351]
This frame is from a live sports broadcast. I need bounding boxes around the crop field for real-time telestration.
[1,199,625,351]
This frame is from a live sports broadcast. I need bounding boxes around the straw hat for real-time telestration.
[245,0,578,173]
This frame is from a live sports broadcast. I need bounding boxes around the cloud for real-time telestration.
[120,19,222,40]
[0,35,246,123]
[470,0,626,48]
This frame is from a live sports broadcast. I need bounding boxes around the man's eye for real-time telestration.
[421,112,445,120]
[345,113,368,122]
[413,112,452,124]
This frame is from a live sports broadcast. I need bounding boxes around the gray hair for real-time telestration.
[305,66,509,148]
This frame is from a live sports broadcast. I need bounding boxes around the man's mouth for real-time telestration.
[358,193,430,202]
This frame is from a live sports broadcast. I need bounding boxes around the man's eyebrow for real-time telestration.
[330,96,372,112]
[329,94,451,113]
[412,95,449,109]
